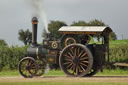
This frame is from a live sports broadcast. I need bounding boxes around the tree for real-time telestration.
[42,21,67,39]
[18,29,32,45]
[109,32,117,40]
[71,21,88,26]
[0,39,7,46]
[71,19,106,41]
[88,19,106,26]
[42,19,117,41]
[71,19,117,41]
[71,19,106,26]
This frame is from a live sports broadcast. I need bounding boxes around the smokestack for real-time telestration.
[32,17,38,46]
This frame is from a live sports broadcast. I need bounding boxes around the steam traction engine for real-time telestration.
[18,17,112,78]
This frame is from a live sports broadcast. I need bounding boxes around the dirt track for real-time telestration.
[0,76,128,83]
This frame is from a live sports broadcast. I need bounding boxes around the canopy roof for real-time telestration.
[58,26,112,35]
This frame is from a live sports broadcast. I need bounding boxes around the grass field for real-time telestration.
[0,68,128,77]
[109,39,128,48]
[110,39,128,45]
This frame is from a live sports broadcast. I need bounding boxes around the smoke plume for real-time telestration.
[27,0,50,33]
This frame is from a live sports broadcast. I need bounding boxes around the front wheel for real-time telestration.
[35,59,47,76]
[18,57,38,78]
[59,44,93,77]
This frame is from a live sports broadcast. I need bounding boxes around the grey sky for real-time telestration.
[0,0,128,46]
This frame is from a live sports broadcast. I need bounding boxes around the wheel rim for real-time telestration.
[35,59,47,76]
[61,34,80,49]
[59,44,93,77]
[19,57,37,78]
[65,37,76,46]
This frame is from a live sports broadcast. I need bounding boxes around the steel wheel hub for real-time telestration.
[26,65,30,70]
[73,56,79,65]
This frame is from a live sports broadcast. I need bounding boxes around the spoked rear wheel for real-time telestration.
[18,57,38,78]
[59,44,93,77]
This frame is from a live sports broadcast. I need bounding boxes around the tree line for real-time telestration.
[18,19,117,45]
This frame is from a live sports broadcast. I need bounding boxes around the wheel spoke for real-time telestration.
[28,60,32,66]
[66,63,73,69]
[73,64,75,74]
[65,58,72,62]
[74,48,76,56]
[80,62,88,67]
[78,50,84,57]
[64,62,72,65]
[68,52,73,59]
[69,64,73,70]
[77,47,80,56]
[64,54,72,59]
[76,65,79,75]
[81,61,89,63]
[80,53,87,58]
[78,65,81,72]
[80,65,86,72]
[31,61,36,66]
[30,66,36,69]
[80,57,88,60]
[70,48,74,56]
[35,59,47,76]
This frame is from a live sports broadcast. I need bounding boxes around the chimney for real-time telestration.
[32,17,38,46]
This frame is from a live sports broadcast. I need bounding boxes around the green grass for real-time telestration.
[0,70,64,77]
[49,68,128,76]
[110,39,128,45]
[0,69,128,77]
[96,68,128,76]
[45,69,128,76]
[109,39,128,48]
[0,70,20,77]
[90,39,128,46]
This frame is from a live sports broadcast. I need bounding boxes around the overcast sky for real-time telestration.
[0,0,128,46]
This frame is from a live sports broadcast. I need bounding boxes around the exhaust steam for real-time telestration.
[27,0,50,33]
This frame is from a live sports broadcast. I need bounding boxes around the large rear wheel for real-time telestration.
[59,44,93,77]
